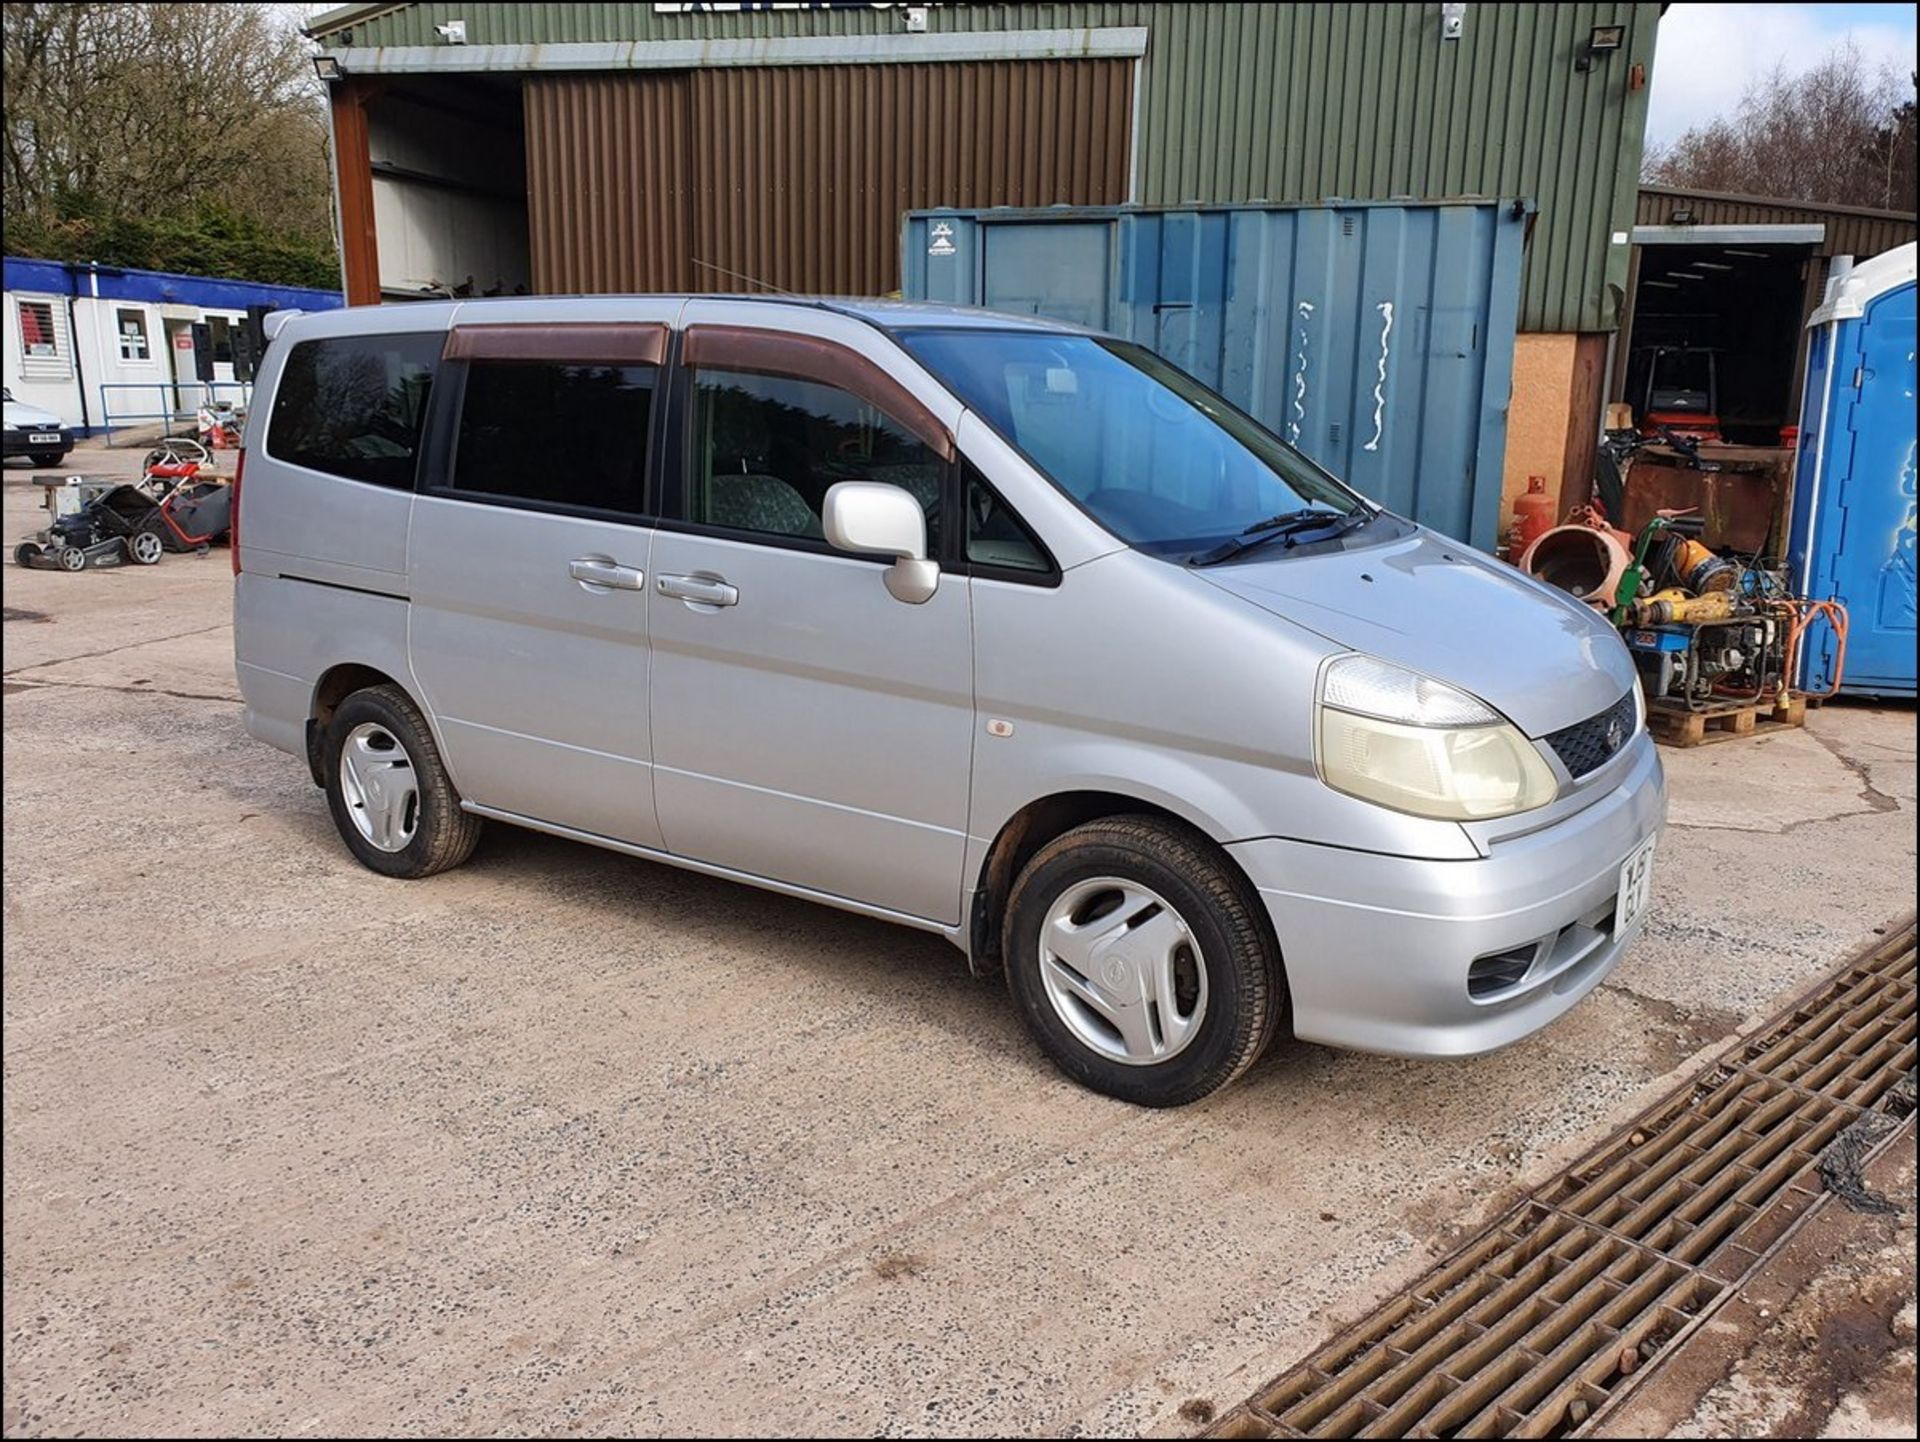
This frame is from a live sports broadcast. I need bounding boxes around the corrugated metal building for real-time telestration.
[309,1,1658,331]
[306,1,1662,536]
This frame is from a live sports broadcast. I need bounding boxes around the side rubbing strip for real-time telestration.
[444,323,669,365]
[681,324,954,461]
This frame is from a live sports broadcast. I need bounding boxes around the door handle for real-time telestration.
[657,573,739,607]
[569,558,645,591]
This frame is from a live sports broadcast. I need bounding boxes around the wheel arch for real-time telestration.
[306,662,418,787]
[966,788,1268,974]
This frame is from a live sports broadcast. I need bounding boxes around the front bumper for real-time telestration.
[3,428,71,457]
[1227,733,1667,1058]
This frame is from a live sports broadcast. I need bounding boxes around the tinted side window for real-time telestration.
[451,360,655,515]
[965,463,1051,575]
[268,333,440,489]
[683,368,943,553]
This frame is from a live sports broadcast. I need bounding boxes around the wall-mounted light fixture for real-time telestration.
[1441,3,1465,42]
[312,53,344,82]
[1669,208,1696,225]
[1576,22,1626,71]
[435,19,467,44]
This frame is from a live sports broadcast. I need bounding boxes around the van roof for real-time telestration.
[292,294,1090,336]
[809,297,1087,333]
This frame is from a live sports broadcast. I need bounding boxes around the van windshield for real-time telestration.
[900,329,1365,555]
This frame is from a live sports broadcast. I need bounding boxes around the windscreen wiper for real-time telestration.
[1189,505,1372,566]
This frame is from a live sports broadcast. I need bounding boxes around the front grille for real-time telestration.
[1544,689,1637,779]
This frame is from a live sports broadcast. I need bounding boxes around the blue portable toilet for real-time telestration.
[1789,243,1917,697]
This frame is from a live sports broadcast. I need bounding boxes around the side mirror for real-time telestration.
[822,481,938,604]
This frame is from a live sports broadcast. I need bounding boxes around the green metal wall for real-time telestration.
[312,2,1660,334]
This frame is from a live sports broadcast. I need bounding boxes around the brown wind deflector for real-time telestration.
[681,324,955,462]
[444,323,669,366]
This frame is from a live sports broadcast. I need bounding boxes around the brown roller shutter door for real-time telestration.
[525,59,1133,296]
[525,73,694,296]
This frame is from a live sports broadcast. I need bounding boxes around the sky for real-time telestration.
[1648,2,1919,143]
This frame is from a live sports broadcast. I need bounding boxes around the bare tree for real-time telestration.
[1866,78,1917,215]
[1644,41,1917,212]
[3,2,335,280]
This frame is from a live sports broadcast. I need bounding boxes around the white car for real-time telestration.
[3,387,73,467]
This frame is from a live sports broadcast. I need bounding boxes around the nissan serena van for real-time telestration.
[233,297,1665,1107]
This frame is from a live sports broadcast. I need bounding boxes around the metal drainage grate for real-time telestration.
[1205,918,1917,1441]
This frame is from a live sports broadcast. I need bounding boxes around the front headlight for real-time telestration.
[1316,655,1559,820]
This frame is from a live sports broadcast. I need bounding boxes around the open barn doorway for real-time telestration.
[1622,241,1812,446]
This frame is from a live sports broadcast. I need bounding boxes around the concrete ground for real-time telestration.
[3,443,1916,1438]
[1606,1134,1917,1441]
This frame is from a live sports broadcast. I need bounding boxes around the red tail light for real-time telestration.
[230,448,245,575]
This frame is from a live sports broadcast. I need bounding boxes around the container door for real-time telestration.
[1819,284,1917,695]
[982,224,1111,330]
[908,201,1529,550]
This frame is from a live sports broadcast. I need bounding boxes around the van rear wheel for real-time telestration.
[1003,815,1285,1107]
[323,684,483,879]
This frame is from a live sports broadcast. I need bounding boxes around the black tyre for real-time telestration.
[30,451,67,468]
[1004,815,1286,1107]
[14,542,42,566]
[127,529,165,565]
[55,545,86,572]
[323,684,483,879]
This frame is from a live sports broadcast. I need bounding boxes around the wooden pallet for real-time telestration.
[1648,695,1808,748]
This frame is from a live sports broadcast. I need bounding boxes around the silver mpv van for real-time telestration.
[234,296,1665,1107]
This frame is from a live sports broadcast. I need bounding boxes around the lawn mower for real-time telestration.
[14,446,231,571]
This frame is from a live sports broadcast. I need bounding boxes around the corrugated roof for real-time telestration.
[2,256,343,310]
[304,3,414,41]
[1639,184,1915,225]
[1636,185,1915,261]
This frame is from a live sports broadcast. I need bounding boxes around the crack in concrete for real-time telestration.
[1803,724,1903,816]
[1667,806,1892,837]
[6,677,237,705]
[1,621,230,678]
[1664,723,1907,836]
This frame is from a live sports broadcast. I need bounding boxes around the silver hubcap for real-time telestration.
[338,722,419,853]
[131,532,162,563]
[1038,877,1209,1066]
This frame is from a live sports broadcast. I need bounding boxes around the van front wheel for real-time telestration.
[1003,816,1285,1107]
[323,685,483,879]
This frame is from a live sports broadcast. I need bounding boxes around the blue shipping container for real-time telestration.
[902,200,1530,550]
[1789,243,1917,698]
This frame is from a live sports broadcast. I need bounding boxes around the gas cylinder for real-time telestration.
[1511,476,1555,557]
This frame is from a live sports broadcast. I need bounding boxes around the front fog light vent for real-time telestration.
[1468,943,1539,998]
